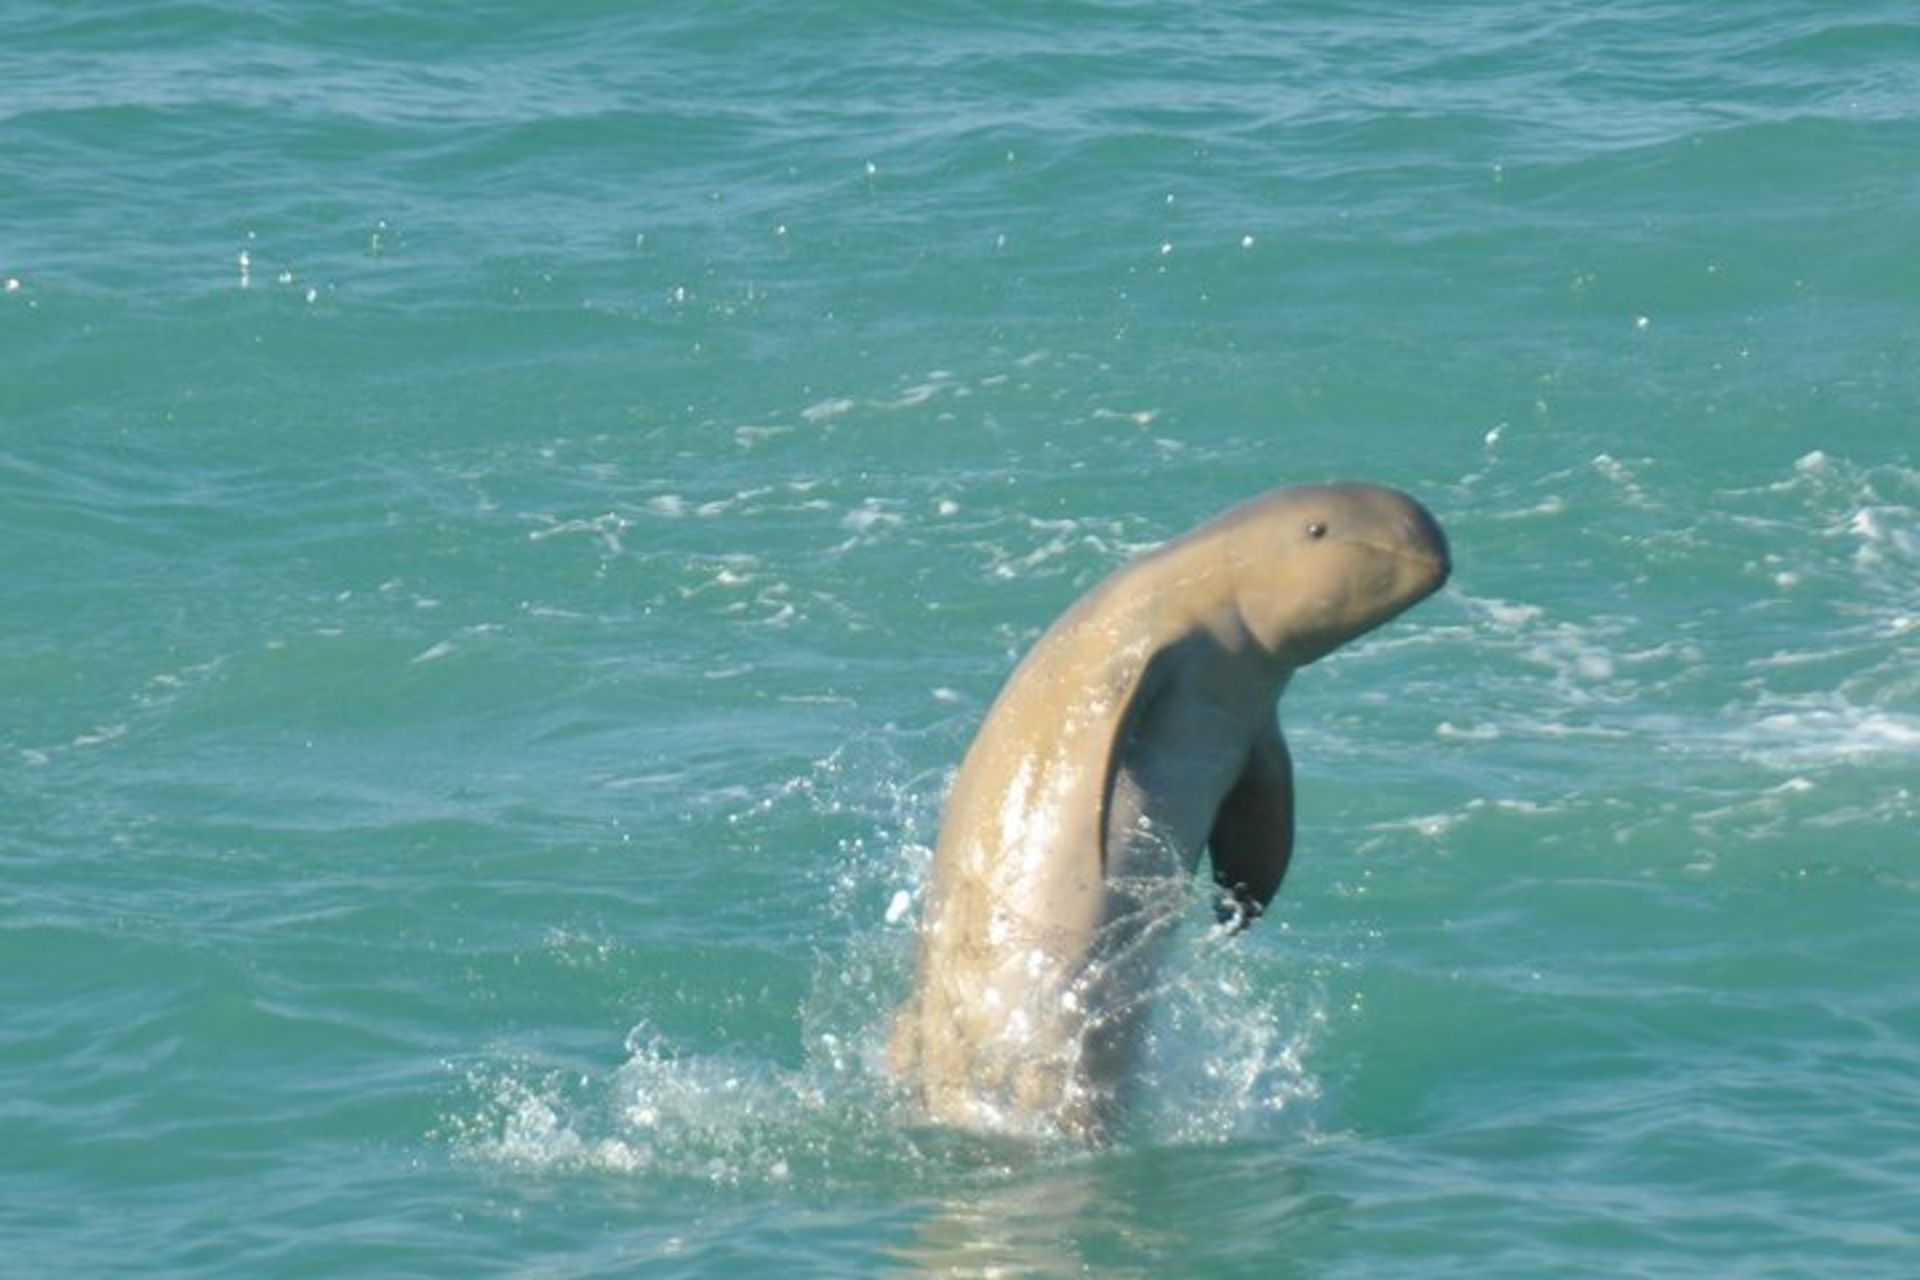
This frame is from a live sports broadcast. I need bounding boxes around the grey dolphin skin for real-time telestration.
[890,483,1450,1139]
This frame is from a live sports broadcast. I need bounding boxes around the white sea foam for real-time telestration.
[528,511,628,553]
[733,424,790,449]
[872,378,949,411]
[1846,505,1919,566]
[69,723,128,749]
[1469,597,1545,630]
[840,501,906,535]
[801,396,856,423]
[1491,495,1568,519]
[1591,452,1653,508]
[1736,700,1920,768]
[451,1031,832,1186]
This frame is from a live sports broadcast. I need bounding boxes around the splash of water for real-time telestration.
[445,731,1332,1178]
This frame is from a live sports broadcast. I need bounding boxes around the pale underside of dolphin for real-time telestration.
[890,483,1451,1139]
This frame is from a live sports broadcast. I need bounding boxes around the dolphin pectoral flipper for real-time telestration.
[1207,721,1295,923]
[1095,643,1179,876]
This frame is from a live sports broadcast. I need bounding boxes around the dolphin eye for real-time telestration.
[1304,521,1328,540]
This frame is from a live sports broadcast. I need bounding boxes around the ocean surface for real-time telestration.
[5,1,1917,1274]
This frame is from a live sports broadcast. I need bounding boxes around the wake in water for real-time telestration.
[443,735,1328,1183]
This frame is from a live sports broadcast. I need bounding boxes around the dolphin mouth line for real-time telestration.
[1353,539,1452,581]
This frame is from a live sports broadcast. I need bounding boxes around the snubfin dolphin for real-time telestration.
[890,483,1451,1138]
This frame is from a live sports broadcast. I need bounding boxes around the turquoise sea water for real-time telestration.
[5,1,1917,1274]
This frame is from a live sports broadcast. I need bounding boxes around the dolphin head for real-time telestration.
[1221,483,1450,666]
